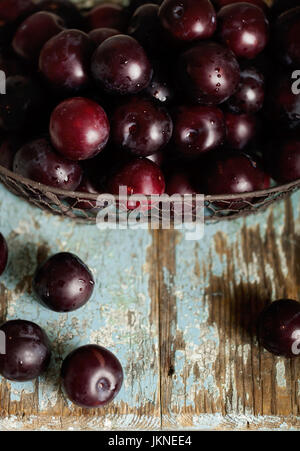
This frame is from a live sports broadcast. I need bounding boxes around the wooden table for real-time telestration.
[0,185,299,430]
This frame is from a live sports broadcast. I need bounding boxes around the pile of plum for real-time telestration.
[0,229,300,408]
[0,0,300,206]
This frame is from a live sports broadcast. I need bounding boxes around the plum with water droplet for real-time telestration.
[33,252,95,312]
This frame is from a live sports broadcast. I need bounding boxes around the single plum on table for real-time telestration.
[258,299,300,358]
[33,252,95,313]
[0,320,51,382]
[61,344,123,408]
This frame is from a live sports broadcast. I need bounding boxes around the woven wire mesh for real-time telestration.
[1,164,299,223]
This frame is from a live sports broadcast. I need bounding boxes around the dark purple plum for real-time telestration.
[111,97,173,157]
[107,158,165,210]
[13,138,83,190]
[50,97,110,161]
[173,105,225,157]
[61,344,123,408]
[159,0,217,42]
[177,42,240,105]
[198,151,267,208]
[13,11,65,61]
[33,252,94,313]
[91,35,152,95]
[0,320,51,381]
[258,299,300,358]
[217,3,269,59]
[0,233,8,276]
[39,30,94,92]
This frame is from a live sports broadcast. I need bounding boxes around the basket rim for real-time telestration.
[0,164,299,202]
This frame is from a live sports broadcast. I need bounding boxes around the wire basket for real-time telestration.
[1,0,299,224]
[1,164,299,223]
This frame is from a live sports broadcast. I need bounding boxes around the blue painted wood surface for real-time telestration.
[0,186,160,429]
[0,185,299,430]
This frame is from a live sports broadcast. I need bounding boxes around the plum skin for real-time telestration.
[173,105,226,157]
[257,299,300,358]
[0,320,51,382]
[13,138,83,191]
[158,0,217,42]
[217,3,269,60]
[39,29,94,92]
[111,97,173,157]
[49,97,110,161]
[33,252,95,313]
[107,157,166,211]
[12,11,65,61]
[177,41,240,105]
[91,35,152,96]
[61,344,124,408]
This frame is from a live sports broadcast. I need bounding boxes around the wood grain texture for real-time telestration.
[158,195,300,430]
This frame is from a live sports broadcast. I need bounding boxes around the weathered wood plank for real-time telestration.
[159,192,300,430]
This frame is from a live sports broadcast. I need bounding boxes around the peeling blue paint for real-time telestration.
[0,187,158,409]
